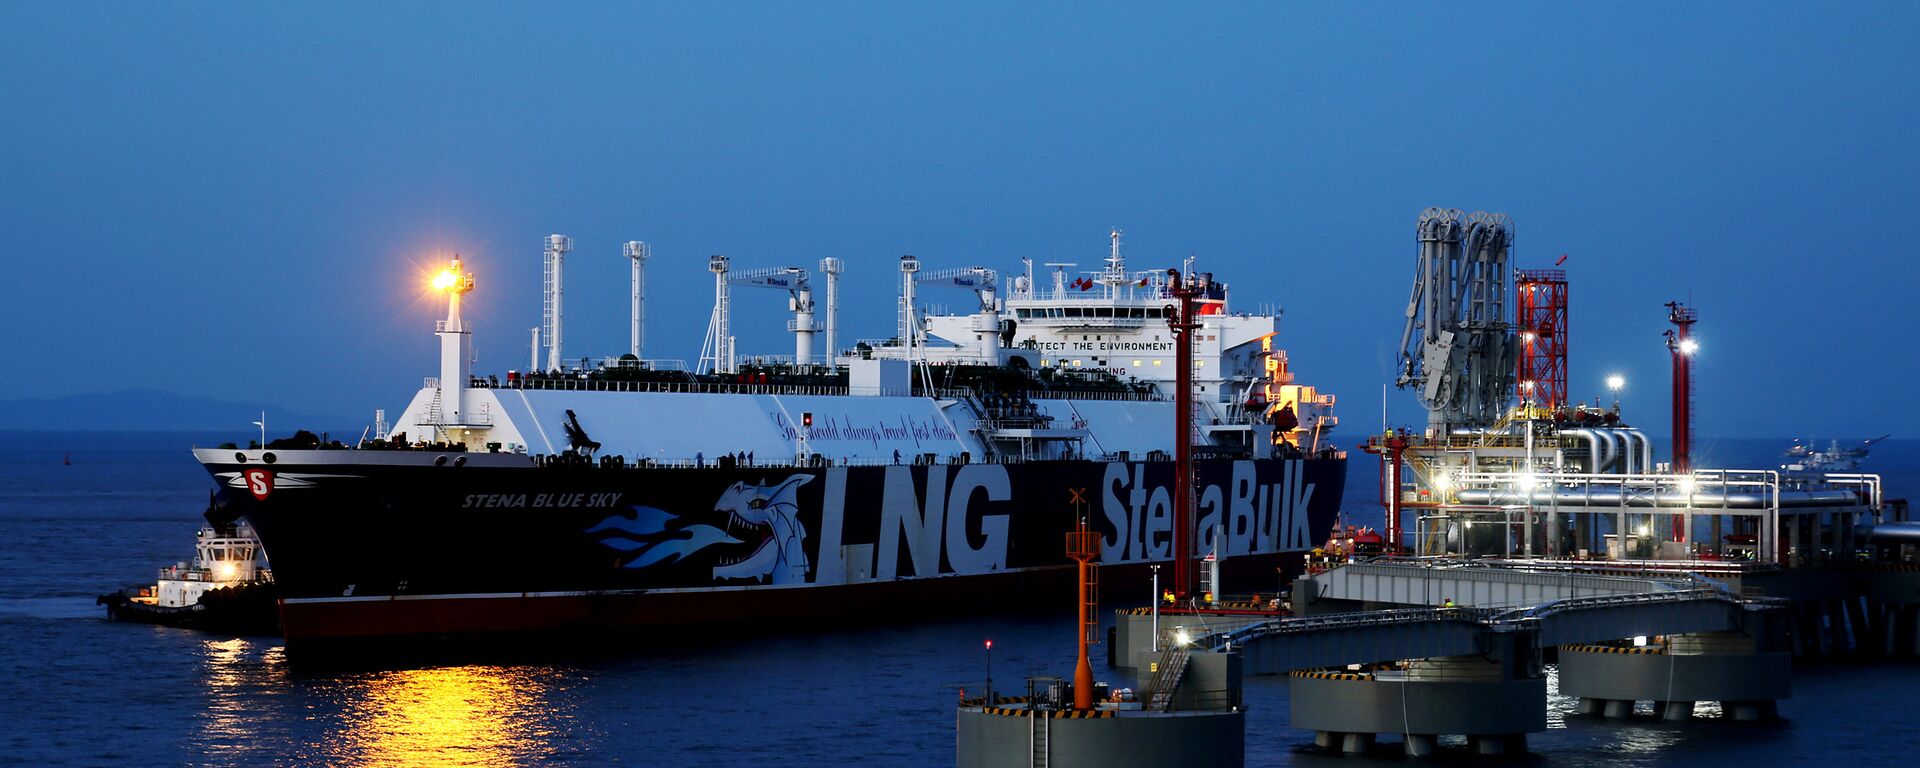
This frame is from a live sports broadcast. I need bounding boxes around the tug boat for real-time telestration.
[99,520,279,635]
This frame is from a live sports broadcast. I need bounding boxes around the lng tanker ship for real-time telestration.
[193,231,1344,650]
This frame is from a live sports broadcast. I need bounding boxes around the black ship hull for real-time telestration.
[199,453,1344,650]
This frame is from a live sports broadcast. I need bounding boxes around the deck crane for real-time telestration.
[904,265,1002,360]
[1395,208,1518,433]
[698,258,818,374]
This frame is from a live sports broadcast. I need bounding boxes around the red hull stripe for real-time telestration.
[277,556,1305,642]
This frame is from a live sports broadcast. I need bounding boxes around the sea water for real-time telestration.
[2,431,1916,766]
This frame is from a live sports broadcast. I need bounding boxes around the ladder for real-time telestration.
[1144,645,1192,712]
[1029,709,1049,768]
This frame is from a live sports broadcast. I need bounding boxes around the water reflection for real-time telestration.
[327,665,567,767]
[196,636,283,761]
[193,638,576,767]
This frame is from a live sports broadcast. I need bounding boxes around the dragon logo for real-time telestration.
[711,476,812,584]
[586,474,814,584]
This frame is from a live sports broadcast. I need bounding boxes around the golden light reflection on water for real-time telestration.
[198,636,268,754]
[193,638,569,767]
[329,665,561,767]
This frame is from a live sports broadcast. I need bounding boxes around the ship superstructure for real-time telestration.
[387,230,1335,465]
[193,231,1345,651]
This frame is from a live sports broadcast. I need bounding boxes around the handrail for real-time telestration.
[1199,587,1782,654]
[464,376,1171,402]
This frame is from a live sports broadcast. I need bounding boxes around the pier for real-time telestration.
[1109,559,1800,756]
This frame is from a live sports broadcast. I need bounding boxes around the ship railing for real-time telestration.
[600,357,690,371]
[490,379,857,397]
[545,452,1074,469]
[1025,388,1166,402]
[463,374,1163,402]
[1016,316,1151,329]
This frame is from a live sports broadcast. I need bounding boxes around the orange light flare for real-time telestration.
[398,253,478,326]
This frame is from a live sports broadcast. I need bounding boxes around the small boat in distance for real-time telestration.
[1782,435,1890,473]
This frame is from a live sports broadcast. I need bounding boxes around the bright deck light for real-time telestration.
[432,269,459,291]
[1679,338,1699,355]
[1606,374,1625,392]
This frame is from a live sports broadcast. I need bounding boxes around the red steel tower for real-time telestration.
[1515,270,1569,410]
[1665,302,1698,472]
[1167,269,1204,599]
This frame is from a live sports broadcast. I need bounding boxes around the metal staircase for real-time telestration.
[1144,644,1192,712]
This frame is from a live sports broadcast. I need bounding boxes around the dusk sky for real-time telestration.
[2,2,1914,439]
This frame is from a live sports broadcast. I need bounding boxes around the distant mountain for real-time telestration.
[0,389,357,432]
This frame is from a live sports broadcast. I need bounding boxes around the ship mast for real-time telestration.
[899,255,921,359]
[542,234,571,371]
[624,241,649,359]
[432,256,475,434]
[699,255,734,374]
[821,257,843,365]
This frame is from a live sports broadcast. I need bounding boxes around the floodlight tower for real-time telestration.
[541,234,572,371]
[1665,302,1699,472]
[1167,269,1205,599]
[432,256,476,433]
[820,257,843,364]
[624,241,649,359]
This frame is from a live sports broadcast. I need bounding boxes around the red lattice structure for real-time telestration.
[1515,270,1569,410]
